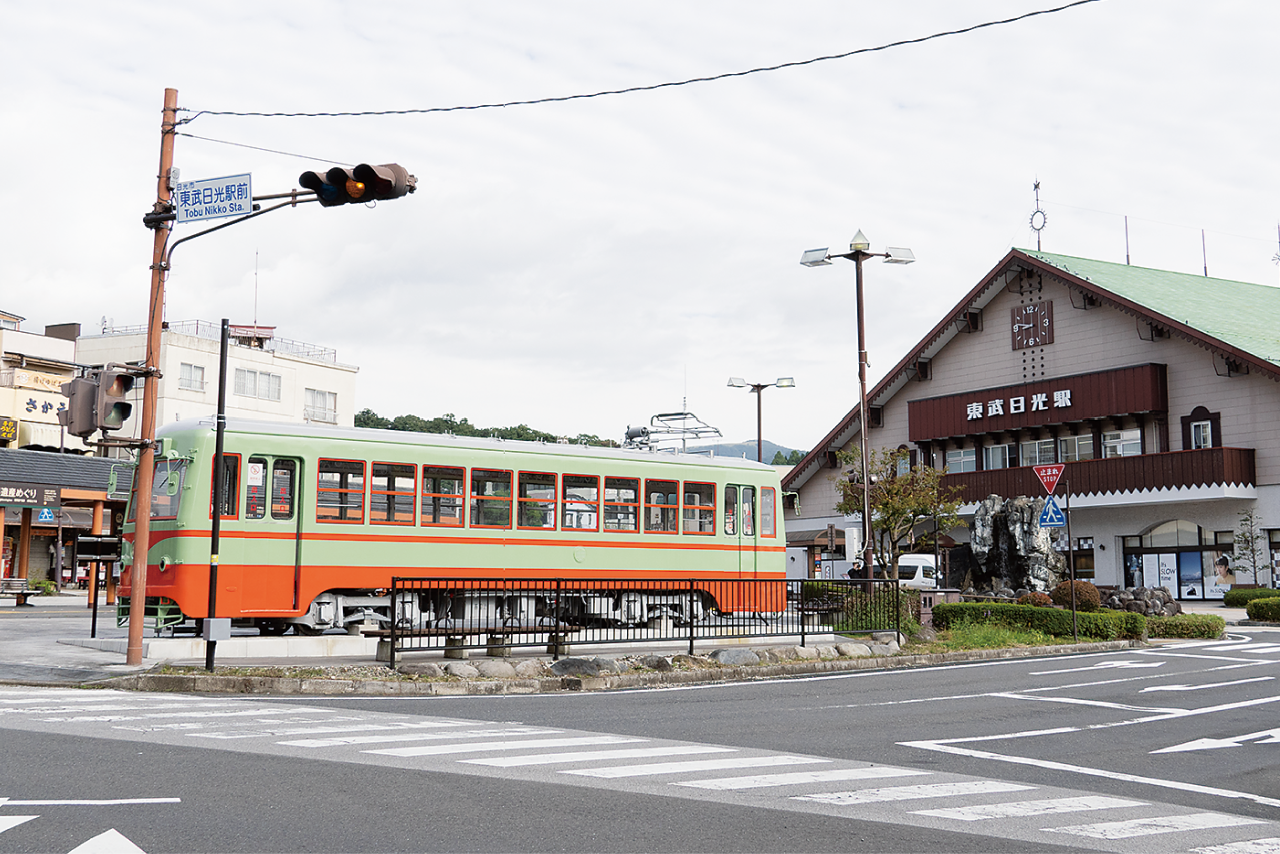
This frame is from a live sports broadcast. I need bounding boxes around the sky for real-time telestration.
[4,1,1278,455]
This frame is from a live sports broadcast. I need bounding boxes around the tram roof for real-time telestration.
[159,417,776,472]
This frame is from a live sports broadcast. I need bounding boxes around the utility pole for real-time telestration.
[126,87,178,666]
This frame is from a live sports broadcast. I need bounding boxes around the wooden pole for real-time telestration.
[126,87,178,667]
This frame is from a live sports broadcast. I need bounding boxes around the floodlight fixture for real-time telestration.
[850,230,871,252]
[885,247,916,264]
[727,377,748,388]
[775,377,795,388]
[800,248,831,267]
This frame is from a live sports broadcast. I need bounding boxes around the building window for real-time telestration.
[233,368,282,402]
[1103,428,1141,458]
[983,443,1014,470]
[304,388,338,423]
[945,448,976,473]
[179,363,205,392]
[1020,439,1056,466]
[1190,420,1212,450]
[1059,434,1094,462]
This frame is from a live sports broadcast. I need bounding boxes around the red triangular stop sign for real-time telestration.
[1033,464,1064,494]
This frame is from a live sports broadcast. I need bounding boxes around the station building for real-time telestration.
[782,249,1280,600]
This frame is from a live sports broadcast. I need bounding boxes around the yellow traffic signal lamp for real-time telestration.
[299,164,415,207]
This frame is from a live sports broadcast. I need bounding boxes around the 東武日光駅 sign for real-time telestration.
[174,173,252,224]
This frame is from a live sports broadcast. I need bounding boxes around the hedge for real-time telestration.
[1245,597,1280,622]
[1223,588,1280,608]
[931,602,1145,640]
[1146,613,1225,639]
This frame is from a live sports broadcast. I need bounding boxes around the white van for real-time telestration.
[873,554,938,589]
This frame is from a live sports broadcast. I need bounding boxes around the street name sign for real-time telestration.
[1033,464,1064,493]
[1039,495,1066,528]
[174,173,252,224]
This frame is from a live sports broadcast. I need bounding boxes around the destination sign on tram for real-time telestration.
[174,173,252,224]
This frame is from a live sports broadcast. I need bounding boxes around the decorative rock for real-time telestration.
[591,657,624,673]
[397,662,444,678]
[815,645,838,660]
[671,654,714,669]
[709,648,760,667]
[513,660,549,678]
[791,646,819,660]
[969,494,1068,593]
[475,659,517,679]
[835,642,872,657]
[550,657,600,677]
[443,661,479,679]
[638,654,674,671]
[910,626,938,644]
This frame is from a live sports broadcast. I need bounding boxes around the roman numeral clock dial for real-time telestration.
[1011,301,1053,349]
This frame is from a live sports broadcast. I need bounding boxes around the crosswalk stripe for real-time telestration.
[1191,838,1280,853]
[675,766,930,790]
[461,745,731,767]
[795,780,1035,805]
[913,795,1146,821]
[280,727,557,748]
[39,708,296,722]
[368,735,645,757]
[1045,812,1264,840]
[563,755,827,779]
[0,816,38,834]
[192,721,468,740]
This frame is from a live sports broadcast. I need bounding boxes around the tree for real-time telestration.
[354,408,390,429]
[833,446,963,578]
[1234,507,1270,587]
[770,449,805,465]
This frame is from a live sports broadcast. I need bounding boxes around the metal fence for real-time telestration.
[383,576,903,669]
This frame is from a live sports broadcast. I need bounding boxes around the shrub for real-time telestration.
[931,602,1144,640]
[838,588,921,636]
[1017,591,1053,607]
[1050,580,1101,612]
[1245,597,1280,622]
[28,579,56,596]
[1146,613,1225,639]
[1223,588,1280,608]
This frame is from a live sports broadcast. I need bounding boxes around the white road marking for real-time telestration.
[795,780,1034,805]
[1192,838,1280,853]
[192,720,469,740]
[1153,728,1280,753]
[1141,677,1274,693]
[675,766,928,790]
[66,828,147,853]
[1044,812,1264,840]
[913,795,1146,821]
[40,708,297,723]
[462,746,732,767]
[280,727,557,748]
[2,799,180,806]
[564,755,827,779]
[0,815,38,834]
[1028,660,1163,675]
[368,735,645,757]
[992,692,1172,713]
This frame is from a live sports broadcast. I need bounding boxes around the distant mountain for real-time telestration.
[686,439,801,463]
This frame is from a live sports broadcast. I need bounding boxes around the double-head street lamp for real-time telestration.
[800,230,915,575]
[727,377,794,462]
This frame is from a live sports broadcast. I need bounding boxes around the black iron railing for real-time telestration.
[382,576,904,669]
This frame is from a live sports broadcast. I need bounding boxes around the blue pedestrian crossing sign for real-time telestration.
[36,508,55,524]
[1039,495,1066,528]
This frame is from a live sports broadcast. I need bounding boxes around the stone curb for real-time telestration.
[87,640,1142,696]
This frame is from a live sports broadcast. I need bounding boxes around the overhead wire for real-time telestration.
[180,0,1102,123]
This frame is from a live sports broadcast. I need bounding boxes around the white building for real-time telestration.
[0,312,90,452]
[75,321,359,448]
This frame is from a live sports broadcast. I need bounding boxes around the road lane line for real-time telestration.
[795,780,1034,805]
[913,795,1146,821]
[462,746,730,767]
[675,766,928,790]
[564,755,826,779]
[1044,812,1263,840]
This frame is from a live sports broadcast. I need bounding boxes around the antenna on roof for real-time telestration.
[1029,180,1046,251]
[1124,216,1130,265]
[1202,229,1209,278]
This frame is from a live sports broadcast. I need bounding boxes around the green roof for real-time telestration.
[1021,249,1280,366]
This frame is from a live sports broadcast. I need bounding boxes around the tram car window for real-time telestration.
[603,477,639,531]
[562,474,600,531]
[741,486,756,536]
[247,456,268,519]
[371,462,416,525]
[645,479,679,533]
[317,459,365,523]
[470,469,512,528]
[422,466,465,526]
[517,472,557,529]
[683,482,715,534]
[271,460,296,520]
[212,454,240,519]
[724,485,737,535]
[761,487,776,538]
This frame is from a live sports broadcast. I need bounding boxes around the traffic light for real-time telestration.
[58,377,99,439]
[298,163,416,207]
[95,369,134,431]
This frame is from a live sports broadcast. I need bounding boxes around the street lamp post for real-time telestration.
[727,377,794,462]
[800,231,915,575]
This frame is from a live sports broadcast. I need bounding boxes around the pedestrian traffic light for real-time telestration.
[58,377,99,439]
[298,164,416,207]
[95,369,134,431]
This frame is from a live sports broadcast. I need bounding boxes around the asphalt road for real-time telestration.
[1,621,1278,853]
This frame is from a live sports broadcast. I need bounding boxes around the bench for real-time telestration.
[0,578,35,607]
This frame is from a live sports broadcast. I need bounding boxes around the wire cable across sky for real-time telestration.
[181,0,1102,123]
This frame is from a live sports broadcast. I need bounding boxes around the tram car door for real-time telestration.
[725,484,759,578]
[241,456,302,612]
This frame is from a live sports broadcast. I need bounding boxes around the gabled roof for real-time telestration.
[783,249,1280,492]
[0,448,134,498]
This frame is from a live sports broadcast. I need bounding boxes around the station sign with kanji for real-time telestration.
[174,173,253,224]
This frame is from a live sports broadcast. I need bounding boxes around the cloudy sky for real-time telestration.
[4,1,1277,454]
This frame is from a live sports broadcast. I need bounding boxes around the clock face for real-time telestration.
[1011,301,1053,349]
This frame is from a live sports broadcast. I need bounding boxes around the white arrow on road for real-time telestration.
[1029,660,1165,675]
[1140,676,1274,693]
[1152,727,1280,753]
[66,828,146,853]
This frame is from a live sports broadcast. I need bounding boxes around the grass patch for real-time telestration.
[910,623,1071,653]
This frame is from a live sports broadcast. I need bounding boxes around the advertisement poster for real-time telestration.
[1204,550,1234,599]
